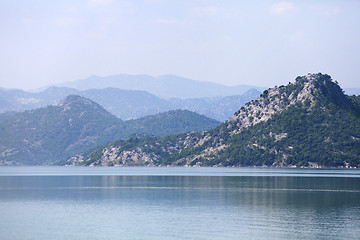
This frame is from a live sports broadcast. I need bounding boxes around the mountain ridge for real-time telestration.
[57,74,265,99]
[0,86,261,121]
[74,73,360,168]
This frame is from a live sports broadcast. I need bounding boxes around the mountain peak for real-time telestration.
[59,95,94,106]
[304,73,349,107]
[228,73,346,134]
[58,95,110,115]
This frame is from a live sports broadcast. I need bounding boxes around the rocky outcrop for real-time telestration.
[227,73,319,135]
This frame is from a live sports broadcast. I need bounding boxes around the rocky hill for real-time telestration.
[74,73,360,168]
[0,96,220,165]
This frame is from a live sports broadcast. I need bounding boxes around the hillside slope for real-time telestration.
[76,73,360,168]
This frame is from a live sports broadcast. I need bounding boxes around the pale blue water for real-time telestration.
[0,167,359,240]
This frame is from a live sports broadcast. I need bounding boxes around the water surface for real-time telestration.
[0,167,359,240]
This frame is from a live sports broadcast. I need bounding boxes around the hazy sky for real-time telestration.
[1,0,359,90]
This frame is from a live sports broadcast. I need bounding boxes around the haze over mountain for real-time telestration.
[56,74,265,99]
[2,1,359,93]
[169,89,261,122]
[0,95,219,165]
[72,73,360,168]
[0,84,261,122]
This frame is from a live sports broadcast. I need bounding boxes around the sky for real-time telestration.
[0,0,360,90]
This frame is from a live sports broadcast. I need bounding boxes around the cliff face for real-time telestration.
[74,73,360,168]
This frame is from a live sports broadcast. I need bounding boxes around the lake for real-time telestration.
[0,167,359,240]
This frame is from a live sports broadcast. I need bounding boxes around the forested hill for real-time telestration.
[75,73,360,168]
[0,96,220,165]
[0,95,122,165]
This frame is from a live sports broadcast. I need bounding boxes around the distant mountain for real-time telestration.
[0,87,172,120]
[57,74,265,99]
[0,96,220,165]
[0,87,78,112]
[83,88,172,120]
[170,89,261,121]
[0,86,261,121]
[75,73,360,168]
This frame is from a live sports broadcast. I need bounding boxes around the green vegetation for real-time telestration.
[216,74,360,167]
[127,110,219,137]
[220,102,360,167]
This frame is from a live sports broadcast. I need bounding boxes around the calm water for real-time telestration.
[0,167,359,240]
